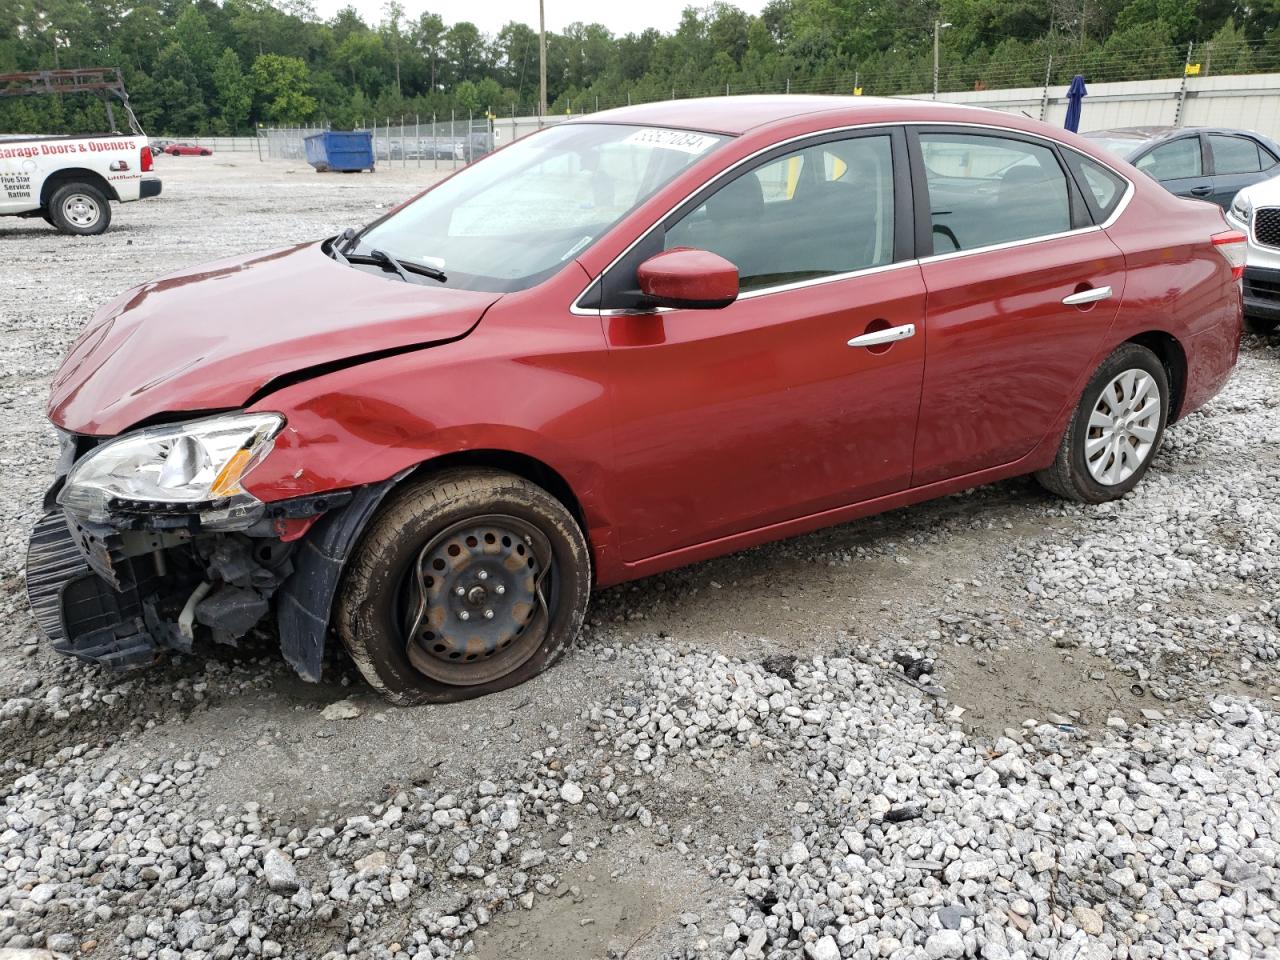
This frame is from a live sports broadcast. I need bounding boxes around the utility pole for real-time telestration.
[932,21,952,99]
[538,0,548,117]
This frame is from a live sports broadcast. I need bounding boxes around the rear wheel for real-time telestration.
[1036,343,1169,503]
[48,182,111,236]
[336,469,591,705]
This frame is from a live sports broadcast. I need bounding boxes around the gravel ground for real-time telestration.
[0,155,1277,960]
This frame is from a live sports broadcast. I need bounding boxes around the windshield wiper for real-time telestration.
[327,235,351,265]
[364,248,448,283]
[329,238,448,284]
[369,248,412,282]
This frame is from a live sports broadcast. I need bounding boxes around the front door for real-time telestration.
[910,128,1129,485]
[599,130,928,562]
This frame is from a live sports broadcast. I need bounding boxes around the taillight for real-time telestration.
[1211,230,1247,280]
[140,144,153,173]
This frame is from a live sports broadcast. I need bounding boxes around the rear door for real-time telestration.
[1206,133,1280,208]
[1132,134,1213,201]
[910,128,1129,485]
[596,128,928,561]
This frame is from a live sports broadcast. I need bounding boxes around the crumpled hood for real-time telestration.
[49,242,499,436]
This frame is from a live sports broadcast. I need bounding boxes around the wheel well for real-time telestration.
[404,450,588,533]
[1127,331,1187,422]
[41,169,119,207]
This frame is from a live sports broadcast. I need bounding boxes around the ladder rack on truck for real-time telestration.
[0,67,144,136]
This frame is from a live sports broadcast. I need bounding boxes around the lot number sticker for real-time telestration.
[623,128,720,155]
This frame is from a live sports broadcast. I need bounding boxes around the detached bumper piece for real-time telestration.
[24,508,295,672]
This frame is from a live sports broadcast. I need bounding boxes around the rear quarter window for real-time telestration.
[1064,151,1128,222]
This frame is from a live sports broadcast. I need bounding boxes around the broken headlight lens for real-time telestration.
[58,413,284,529]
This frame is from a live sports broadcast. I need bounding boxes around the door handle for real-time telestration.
[1061,285,1112,306]
[847,323,916,348]
[1189,185,1213,197]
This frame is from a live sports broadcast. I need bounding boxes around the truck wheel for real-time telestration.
[1036,343,1168,504]
[49,183,111,236]
[336,469,591,705]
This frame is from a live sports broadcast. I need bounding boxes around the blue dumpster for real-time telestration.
[304,130,375,172]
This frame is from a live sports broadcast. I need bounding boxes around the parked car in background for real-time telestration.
[1226,174,1280,331]
[27,97,1245,705]
[163,142,212,156]
[1083,126,1280,208]
[149,139,171,156]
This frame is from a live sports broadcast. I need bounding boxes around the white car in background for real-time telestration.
[1227,177,1280,331]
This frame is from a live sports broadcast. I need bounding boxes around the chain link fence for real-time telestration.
[259,118,493,168]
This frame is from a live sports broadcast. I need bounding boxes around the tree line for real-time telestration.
[1,0,1277,136]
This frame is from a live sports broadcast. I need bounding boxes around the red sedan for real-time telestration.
[164,142,212,156]
[28,96,1244,703]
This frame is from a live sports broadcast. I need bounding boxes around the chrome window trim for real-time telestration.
[569,118,1137,317]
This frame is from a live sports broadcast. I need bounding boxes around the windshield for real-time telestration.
[1084,136,1144,159]
[354,123,728,292]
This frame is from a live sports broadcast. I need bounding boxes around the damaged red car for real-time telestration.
[27,96,1244,704]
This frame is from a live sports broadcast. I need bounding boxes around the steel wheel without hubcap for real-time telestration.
[402,514,554,685]
[1086,368,1161,485]
[62,193,100,229]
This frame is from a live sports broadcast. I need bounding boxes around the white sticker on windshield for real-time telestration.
[623,128,720,155]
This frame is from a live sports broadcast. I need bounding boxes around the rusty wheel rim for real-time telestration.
[402,514,553,685]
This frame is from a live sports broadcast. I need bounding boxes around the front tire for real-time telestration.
[1036,343,1169,503]
[336,469,591,705]
[48,183,111,236]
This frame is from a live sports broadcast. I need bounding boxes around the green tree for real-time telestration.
[152,42,207,133]
[212,47,253,132]
[251,52,317,123]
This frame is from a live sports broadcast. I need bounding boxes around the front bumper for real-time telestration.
[1243,265,1280,322]
[25,453,398,681]
[26,507,296,670]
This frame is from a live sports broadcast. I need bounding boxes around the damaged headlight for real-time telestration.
[58,413,284,529]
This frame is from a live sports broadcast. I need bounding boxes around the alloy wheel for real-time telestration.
[1085,368,1162,485]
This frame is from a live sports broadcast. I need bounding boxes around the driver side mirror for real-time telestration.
[636,247,739,310]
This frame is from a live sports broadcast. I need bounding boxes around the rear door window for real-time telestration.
[918,132,1071,252]
[1209,134,1273,175]
[1135,137,1202,180]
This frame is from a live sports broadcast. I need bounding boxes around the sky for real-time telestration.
[307,0,770,36]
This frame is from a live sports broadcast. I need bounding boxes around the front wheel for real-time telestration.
[336,469,591,705]
[1036,343,1169,503]
[48,182,111,236]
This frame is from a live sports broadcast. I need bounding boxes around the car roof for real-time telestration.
[566,95,971,136]
[1085,125,1271,144]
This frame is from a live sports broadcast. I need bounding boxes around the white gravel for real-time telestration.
[0,157,1276,959]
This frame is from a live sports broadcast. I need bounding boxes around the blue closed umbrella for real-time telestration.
[1064,74,1088,133]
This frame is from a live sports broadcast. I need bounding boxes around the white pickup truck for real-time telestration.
[0,133,162,235]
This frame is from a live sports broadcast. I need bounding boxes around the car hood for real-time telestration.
[49,242,499,436]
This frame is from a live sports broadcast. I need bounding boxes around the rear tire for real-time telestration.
[1036,343,1169,504]
[48,182,111,236]
[1245,314,1278,334]
[336,469,591,705]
